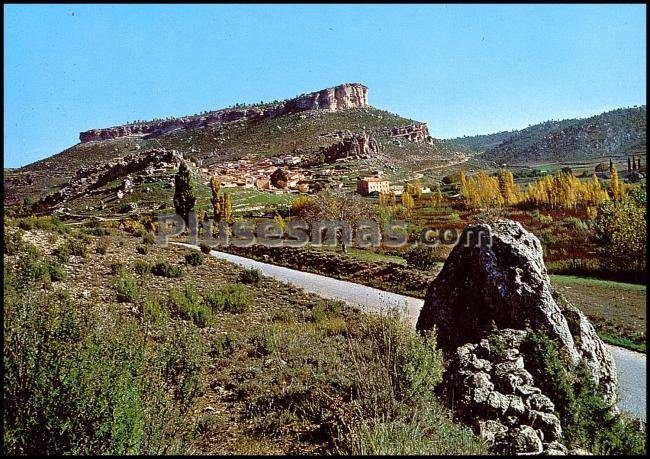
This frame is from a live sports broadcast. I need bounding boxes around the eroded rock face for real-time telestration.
[390,123,433,144]
[449,330,562,454]
[38,149,182,208]
[320,132,379,163]
[79,83,368,142]
[416,220,619,454]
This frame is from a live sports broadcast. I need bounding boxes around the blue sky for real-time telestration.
[4,4,646,168]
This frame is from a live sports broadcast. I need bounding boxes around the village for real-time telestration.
[198,153,431,198]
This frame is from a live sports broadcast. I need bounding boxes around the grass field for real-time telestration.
[550,275,646,352]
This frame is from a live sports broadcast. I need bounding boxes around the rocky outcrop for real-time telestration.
[448,329,563,454]
[416,220,619,454]
[320,132,379,163]
[79,83,368,142]
[390,123,434,144]
[38,149,182,208]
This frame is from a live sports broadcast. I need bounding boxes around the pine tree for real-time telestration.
[173,161,196,223]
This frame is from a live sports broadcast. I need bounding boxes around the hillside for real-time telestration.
[449,106,646,166]
[4,83,468,208]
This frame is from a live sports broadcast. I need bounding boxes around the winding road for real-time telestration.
[175,243,646,420]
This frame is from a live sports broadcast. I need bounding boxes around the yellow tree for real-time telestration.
[210,176,224,223]
[610,166,621,201]
[401,191,415,211]
[223,192,233,223]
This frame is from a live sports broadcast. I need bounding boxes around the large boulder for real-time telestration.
[416,220,617,405]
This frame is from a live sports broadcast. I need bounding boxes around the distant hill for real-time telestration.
[4,83,467,207]
[449,106,646,165]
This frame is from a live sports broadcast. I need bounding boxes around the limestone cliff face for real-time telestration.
[390,123,433,144]
[79,83,368,143]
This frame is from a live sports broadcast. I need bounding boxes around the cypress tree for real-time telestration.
[173,161,196,223]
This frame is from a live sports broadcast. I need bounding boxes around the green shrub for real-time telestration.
[169,285,212,327]
[204,283,252,314]
[151,261,183,278]
[199,242,212,254]
[239,267,261,284]
[310,300,344,323]
[522,332,646,454]
[17,215,68,233]
[140,297,169,329]
[113,272,140,303]
[405,245,451,270]
[110,261,126,276]
[136,245,149,255]
[3,280,190,454]
[210,333,238,357]
[184,251,204,266]
[134,260,152,276]
[96,238,110,255]
[159,324,208,405]
[4,229,25,255]
[564,216,589,233]
[142,233,155,245]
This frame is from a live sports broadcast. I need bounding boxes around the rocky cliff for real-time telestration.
[320,132,379,163]
[390,122,434,144]
[79,83,368,143]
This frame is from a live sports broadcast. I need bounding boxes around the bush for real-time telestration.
[4,279,190,454]
[151,261,183,278]
[405,245,450,270]
[17,215,68,233]
[204,283,252,314]
[142,233,155,245]
[140,297,169,329]
[4,229,25,255]
[136,245,149,255]
[199,242,212,254]
[134,260,152,276]
[110,261,126,276]
[564,216,589,233]
[169,285,212,327]
[113,272,140,303]
[159,323,208,406]
[96,238,110,255]
[184,251,204,266]
[522,332,646,454]
[239,267,261,284]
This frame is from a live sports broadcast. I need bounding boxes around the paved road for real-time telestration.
[175,243,646,419]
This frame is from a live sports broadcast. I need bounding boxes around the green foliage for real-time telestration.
[203,283,252,314]
[238,267,261,284]
[113,272,140,303]
[136,245,149,255]
[4,228,25,255]
[142,233,155,245]
[3,274,193,454]
[169,285,212,327]
[594,193,646,274]
[173,161,196,223]
[151,260,183,278]
[17,215,68,233]
[199,242,212,254]
[159,324,209,406]
[184,251,204,266]
[404,245,450,270]
[96,238,110,255]
[134,260,152,276]
[522,332,646,454]
[140,297,169,330]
